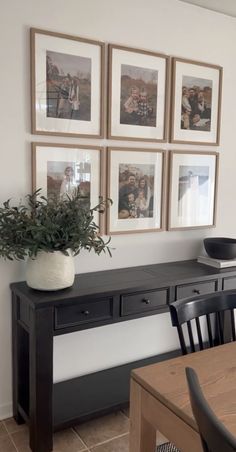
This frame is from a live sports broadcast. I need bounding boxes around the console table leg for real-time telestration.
[29,306,54,452]
[12,294,26,424]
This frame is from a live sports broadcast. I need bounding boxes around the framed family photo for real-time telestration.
[107,147,166,234]
[108,44,169,142]
[32,143,105,230]
[31,28,105,138]
[170,58,222,145]
[168,151,219,230]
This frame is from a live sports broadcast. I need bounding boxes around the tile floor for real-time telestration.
[0,408,167,452]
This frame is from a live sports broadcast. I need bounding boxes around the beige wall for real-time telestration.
[0,0,235,418]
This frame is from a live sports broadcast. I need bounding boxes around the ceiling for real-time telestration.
[179,0,236,17]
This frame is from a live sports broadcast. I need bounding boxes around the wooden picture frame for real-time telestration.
[108,44,170,142]
[32,143,106,233]
[168,150,219,230]
[107,147,166,234]
[31,28,105,138]
[170,57,222,145]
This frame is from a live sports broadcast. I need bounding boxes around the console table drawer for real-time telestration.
[223,277,236,290]
[176,280,217,299]
[55,298,113,330]
[121,289,167,316]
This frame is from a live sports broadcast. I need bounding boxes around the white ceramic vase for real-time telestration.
[26,250,75,291]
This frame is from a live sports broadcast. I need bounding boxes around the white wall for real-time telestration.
[0,0,236,419]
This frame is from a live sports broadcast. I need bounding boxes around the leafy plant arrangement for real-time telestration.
[0,189,112,261]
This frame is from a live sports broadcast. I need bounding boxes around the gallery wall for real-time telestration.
[0,0,236,418]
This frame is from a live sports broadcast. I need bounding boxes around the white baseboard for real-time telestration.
[0,402,13,421]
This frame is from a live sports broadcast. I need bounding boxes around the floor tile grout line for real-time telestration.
[9,428,90,452]
[72,427,90,451]
[1,420,14,436]
[8,433,19,452]
[89,431,129,450]
[3,425,23,436]
[2,419,27,436]
[2,420,9,434]
[0,429,10,438]
[5,422,90,451]
[2,416,130,451]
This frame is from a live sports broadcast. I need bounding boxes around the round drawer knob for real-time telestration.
[193,289,200,295]
[142,298,151,305]
[82,310,90,315]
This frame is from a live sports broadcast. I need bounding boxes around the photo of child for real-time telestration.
[135,189,150,217]
[120,64,157,127]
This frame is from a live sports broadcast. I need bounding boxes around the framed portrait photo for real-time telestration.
[31,28,105,138]
[107,147,166,234]
[170,58,222,145]
[108,44,169,142]
[32,143,105,230]
[168,151,219,230]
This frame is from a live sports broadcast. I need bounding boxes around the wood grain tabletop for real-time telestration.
[132,342,236,436]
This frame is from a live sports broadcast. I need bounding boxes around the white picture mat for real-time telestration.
[34,34,101,135]
[109,150,163,232]
[35,146,100,224]
[111,48,166,139]
[173,61,220,143]
[170,153,216,228]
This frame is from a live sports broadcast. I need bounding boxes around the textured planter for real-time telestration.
[26,250,75,291]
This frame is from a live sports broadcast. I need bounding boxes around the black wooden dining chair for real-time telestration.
[169,289,236,355]
[186,367,236,452]
[157,290,236,452]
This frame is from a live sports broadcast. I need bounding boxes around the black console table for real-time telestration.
[11,259,236,452]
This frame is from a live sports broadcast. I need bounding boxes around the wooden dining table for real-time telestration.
[129,342,236,452]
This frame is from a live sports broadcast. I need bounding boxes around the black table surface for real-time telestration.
[10,259,236,308]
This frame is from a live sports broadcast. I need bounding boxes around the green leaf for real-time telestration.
[0,189,112,260]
